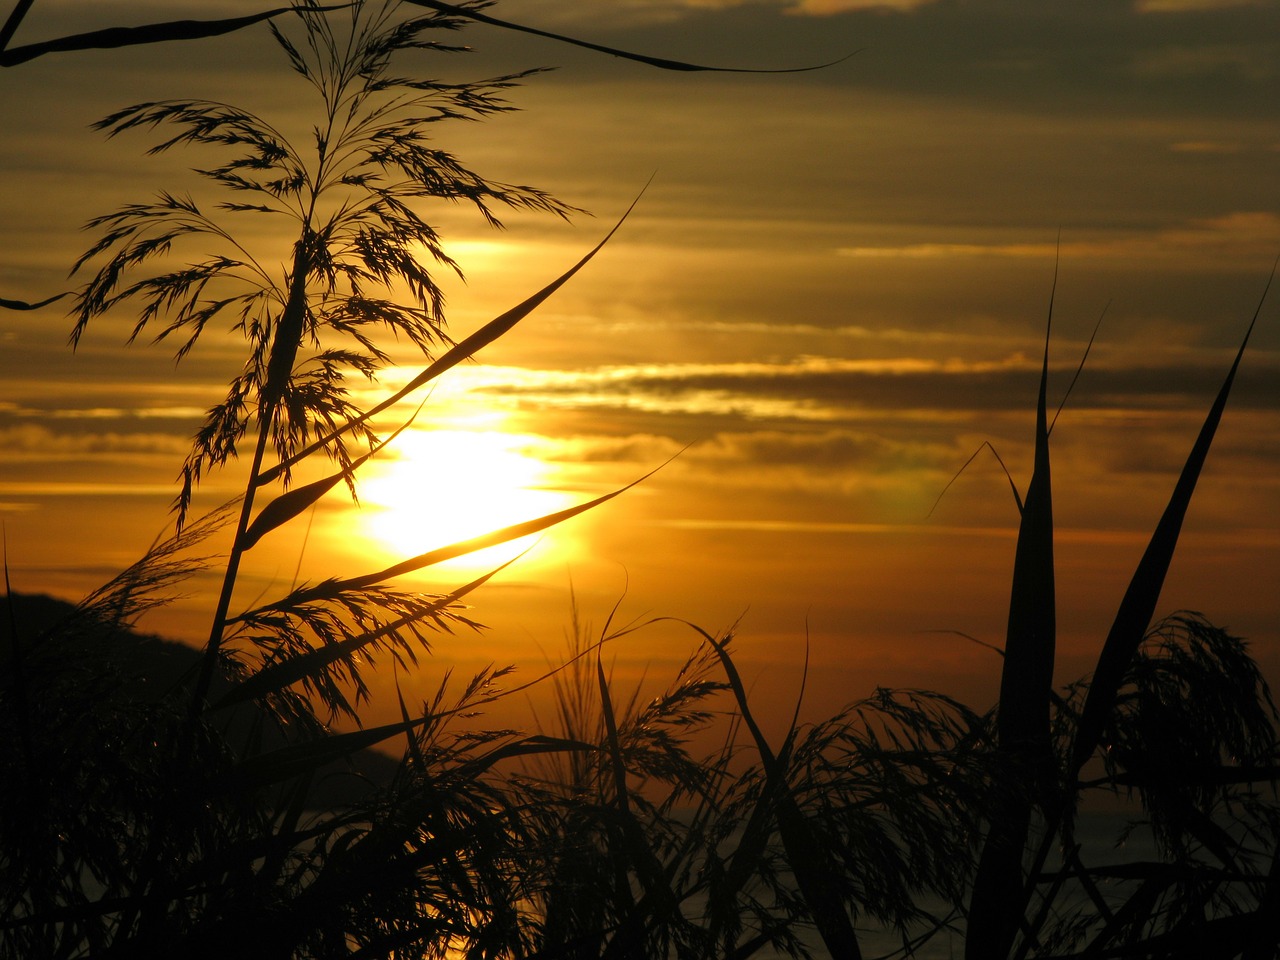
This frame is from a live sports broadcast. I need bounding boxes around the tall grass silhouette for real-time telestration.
[963,273,1279,960]
[2,2,1278,958]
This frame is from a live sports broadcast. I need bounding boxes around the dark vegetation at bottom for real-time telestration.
[3,587,1278,959]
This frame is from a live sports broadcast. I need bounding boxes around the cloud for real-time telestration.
[536,426,955,473]
[0,481,178,497]
[0,423,191,458]
[1170,140,1247,153]
[837,212,1280,266]
[785,0,937,11]
[1136,0,1272,12]
[533,433,688,465]
[693,428,955,473]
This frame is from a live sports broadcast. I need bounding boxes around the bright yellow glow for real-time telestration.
[356,428,578,573]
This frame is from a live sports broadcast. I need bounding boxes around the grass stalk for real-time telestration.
[966,278,1058,960]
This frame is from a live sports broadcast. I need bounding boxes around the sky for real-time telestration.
[1,0,1278,733]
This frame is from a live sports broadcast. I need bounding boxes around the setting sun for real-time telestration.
[354,427,579,572]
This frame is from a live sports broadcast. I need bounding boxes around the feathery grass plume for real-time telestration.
[69,1,575,528]
[61,0,596,725]
[784,689,990,935]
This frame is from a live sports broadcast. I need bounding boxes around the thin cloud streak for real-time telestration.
[838,212,1280,264]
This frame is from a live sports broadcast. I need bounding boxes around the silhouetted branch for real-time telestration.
[0,5,354,67]
[1,0,849,72]
[406,0,851,74]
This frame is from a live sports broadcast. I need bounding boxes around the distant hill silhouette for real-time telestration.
[1,590,400,804]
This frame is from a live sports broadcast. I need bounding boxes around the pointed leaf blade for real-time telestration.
[241,414,418,550]
[968,284,1058,960]
[1070,275,1271,776]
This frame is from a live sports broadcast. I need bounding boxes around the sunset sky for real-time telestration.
[2,0,1278,731]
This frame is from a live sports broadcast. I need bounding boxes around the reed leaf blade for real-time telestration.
[967,291,1057,960]
[692,622,863,959]
[1070,277,1270,777]
[405,0,848,74]
[215,716,423,793]
[239,414,416,551]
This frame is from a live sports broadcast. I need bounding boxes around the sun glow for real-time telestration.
[355,428,579,573]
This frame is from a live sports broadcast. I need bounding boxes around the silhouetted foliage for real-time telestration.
[2,2,1277,959]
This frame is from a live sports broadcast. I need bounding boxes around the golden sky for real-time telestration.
[1,0,1278,727]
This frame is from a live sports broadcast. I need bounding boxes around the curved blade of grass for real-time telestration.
[927,440,1023,520]
[586,653,645,954]
[1069,271,1272,777]
[256,192,647,488]
[592,655,689,948]
[210,560,512,712]
[597,655,632,817]
[215,715,426,793]
[967,276,1058,960]
[0,0,34,53]
[0,292,70,310]
[239,409,419,551]
[456,734,592,778]
[0,4,354,66]
[684,620,863,959]
[406,0,852,74]
[1048,301,1108,437]
[918,628,1005,658]
[316,453,680,595]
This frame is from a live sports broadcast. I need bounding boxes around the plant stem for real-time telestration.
[191,409,273,717]
[191,231,311,716]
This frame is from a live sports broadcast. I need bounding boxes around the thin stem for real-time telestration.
[191,217,313,716]
[191,407,274,717]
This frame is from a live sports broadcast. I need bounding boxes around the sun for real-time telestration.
[354,428,578,573]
